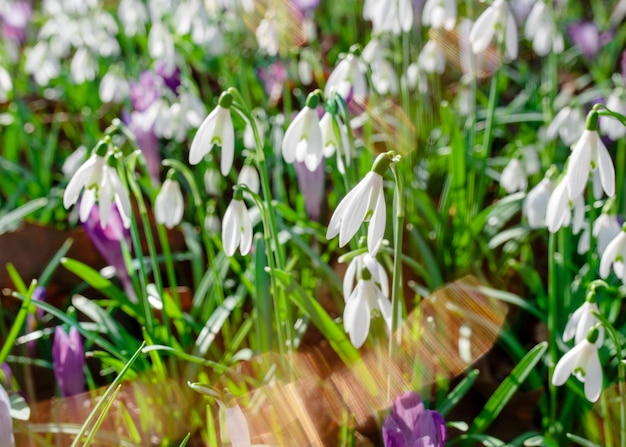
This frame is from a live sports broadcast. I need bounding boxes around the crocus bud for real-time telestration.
[382,391,446,447]
[52,326,85,397]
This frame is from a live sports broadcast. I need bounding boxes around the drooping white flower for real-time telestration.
[521,145,540,176]
[600,90,626,141]
[370,57,399,95]
[469,0,518,60]
[545,175,584,234]
[222,190,253,257]
[327,154,392,256]
[118,0,149,37]
[523,177,555,229]
[552,328,603,402]
[418,40,446,74]
[281,97,323,172]
[148,20,176,73]
[256,12,279,56]
[599,224,626,283]
[594,212,621,255]
[524,0,563,57]
[320,112,350,174]
[237,165,260,195]
[422,0,457,30]
[70,47,97,84]
[546,106,585,147]
[99,69,129,104]
[155,175,184,229]
[500,158,527,193]
[189,92,235,176]
[563,301,604,347]
[363,0,414,35]
[324,53,367,103]
[343,262,392,348]
[343,252,389,303]
[567,113,615,200]
[63,145,132,229]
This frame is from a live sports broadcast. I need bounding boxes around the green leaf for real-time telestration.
[0,280,35,366]
[254,238,273,352]
[0,197,48,234]
[437,369,479,417]
[566,433,604,447]
[466,342,548,440]
[273,269,359,364]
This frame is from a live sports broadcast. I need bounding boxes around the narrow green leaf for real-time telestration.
[0,280,35,365]
[273,269,359,363]
[254,237,273,352]
[467,342,548,438]
[0,197,48,234]
[566,433,604,447]
[5,263,27,294]
[39,238,74,287]
[437,369,479,417]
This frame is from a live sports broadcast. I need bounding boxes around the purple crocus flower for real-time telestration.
[294,159,325,221]
[1,363,11,390]
[0,0,31,44]
[52,326,85,397]
[290,0,319,15]
[382,391,447,447]
[156,62,181,93]
[567,21,614,59]
[82,202,137,303]
[26,286,46,357]
[125,110,161,184]
[129,71,163,113]
[257,61,287,104]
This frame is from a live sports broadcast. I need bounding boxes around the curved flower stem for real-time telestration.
[390,161,405,341]
[161,159,227,320]
[123,152,172,345]
[547,231,558,437]
[616,138,625,214]
[473,66,500,218]
[228,87,293,352]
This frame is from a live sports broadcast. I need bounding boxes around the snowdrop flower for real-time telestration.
[222,189,253,257]
[500,158,527,193]
[552,326,603,402]
[281,93,323,171]
[363,0,414,35]
[189,92,235,176]
[523,176,555,229]
[524,0,563,57]
[371,57,399,95]
[564,300,604,347]
[25,41,60,86]
[71,47,97,84]
[0,384,14,447]
[546,106,585,147]
[343,263,392,348]
[418,40,446,74]
[469,0,518,60]
[521,146,540,176]
[99,69,129,104]
[545,175,584,234]
[155,172,184,229]
[600,89,626,141]
[320,112,350,173]
[52,326,85,397]
[422,0,456,30]
[256,11,279,56]
[118,0,148,36]
[594,212,621,255]
[324,51,367,103]
[383,391,447,447]
[600,224,626,283]
[343,252,389,303]
[63,143,132,229]
[327,152,393,256]
[0,65,12,102]
[567,111,615,200]
[238,165,260,195]
[148,21,176,73]
[204,166,223,196]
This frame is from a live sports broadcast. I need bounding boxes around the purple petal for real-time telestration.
[383,414,408,447]
[52,326,85,397]
[391,391,425,435]
[294,160,325,221]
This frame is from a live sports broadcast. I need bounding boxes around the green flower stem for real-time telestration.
[547,231,558,438]
[123,158,172,345]
[390,161,405,342]
[473,65,500,218]
[227,87,294,352]
[237,184,286,356]
[156,223,181,309]
[162,159,226,310]
[617,138,625,214]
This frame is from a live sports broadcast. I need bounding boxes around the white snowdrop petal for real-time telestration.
[222,201,240,257]
[367,182,386,256]
[189,108,220,165]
